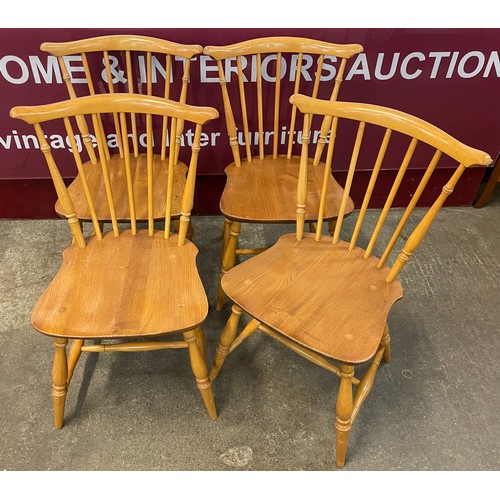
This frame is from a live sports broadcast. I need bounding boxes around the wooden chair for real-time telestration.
[41,35,203,230]
[210,94,492,467]
[10,93,219,427]
[203,37,363,309]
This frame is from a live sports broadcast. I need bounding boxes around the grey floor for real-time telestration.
[1,188,499,472]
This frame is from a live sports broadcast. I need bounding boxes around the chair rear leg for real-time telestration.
[328,220,337,237]
[183,329,217,420]
[335,364,354,468]
[52,338,68,429]
[173,219,194,240]
[216,221,241,310]
[210,304,243,381]
[221,218,231,258]
[195,326,207,364]
[381,324,391,363]
[186,220,195,241]
[67,339,84,384]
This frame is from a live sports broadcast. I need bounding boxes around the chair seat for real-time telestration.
[222,233,404,364]
[32,230,208,339]
[55,154,188,221]
[220,155,354,223]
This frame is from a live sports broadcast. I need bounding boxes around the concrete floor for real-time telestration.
[0,188,499,472]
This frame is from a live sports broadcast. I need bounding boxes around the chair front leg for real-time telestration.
[52,338,68,429]
[335,364,354,468]
[216,221,241,311]
[183,329,217,420]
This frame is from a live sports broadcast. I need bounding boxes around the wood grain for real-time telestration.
[220,155,353,223]
[32,230,208,338]
[55,154,188,221]
[222,234,403,364]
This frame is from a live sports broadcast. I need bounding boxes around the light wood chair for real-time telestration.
[10,93,219,427]
[41,35,203,230]
[203,37,364,309]
[210,94,492,467]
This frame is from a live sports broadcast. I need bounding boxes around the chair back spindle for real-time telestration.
[291,94,492,281]
[10,94,218,246]
[203,37,363,165]
[42,35,203,168]
[32,122,87,248]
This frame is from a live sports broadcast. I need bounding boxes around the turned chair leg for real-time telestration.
[194,326,207,364]
[216,221,241,311]
[173,219,195,240]
[186,220,195,242]
[381,324,391,363]
[183,329,217,420]
[335,364,354,468]
[52,338,68,429]
[67,339,84,384]
[221,218,231,258]
[210,304,243,381]
[328,220,337,237]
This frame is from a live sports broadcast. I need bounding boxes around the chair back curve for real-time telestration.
[203,36,363,166]
[10,93,218,247]
[41,35,203,163]
[290,93,492,281]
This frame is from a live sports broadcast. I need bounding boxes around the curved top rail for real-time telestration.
[203,36,363,60]
[41,35,203,58]
[290,94,492,168]
[10,93,219,125]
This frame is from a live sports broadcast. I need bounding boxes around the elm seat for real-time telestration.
[220,156,353,223]
[222,234,403,364]
[55,155,187,221]
[32,231,208,338]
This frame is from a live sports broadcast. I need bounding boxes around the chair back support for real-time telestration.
[291,94,492,281]
[10,94,218,246]
[41,35,203,163]
[203,37,363,165]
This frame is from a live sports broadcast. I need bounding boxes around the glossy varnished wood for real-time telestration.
[55,154,188,221]
[222,233,403,364]
[41,35,203,58]
[220,156,353,223]
[32,231,208,338]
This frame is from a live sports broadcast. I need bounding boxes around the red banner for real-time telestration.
[1,28,499,215]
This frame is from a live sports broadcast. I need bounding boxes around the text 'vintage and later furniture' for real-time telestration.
[210,94,492,467]
[10,93,219,427]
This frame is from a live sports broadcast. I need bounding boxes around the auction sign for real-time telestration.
[1,28,499,216]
